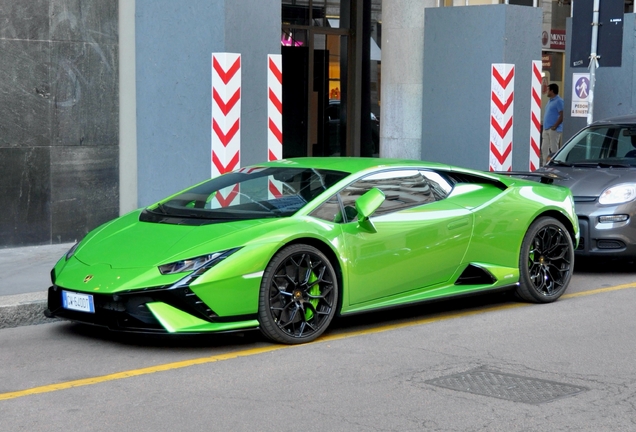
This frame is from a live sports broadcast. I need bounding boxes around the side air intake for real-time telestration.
[455,264,497,285]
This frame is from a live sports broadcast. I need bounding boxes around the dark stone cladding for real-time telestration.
[0,0,119,247]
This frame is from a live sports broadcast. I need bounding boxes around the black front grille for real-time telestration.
[573,196,597,203]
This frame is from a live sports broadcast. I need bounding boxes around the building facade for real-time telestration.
[1,0,634,248]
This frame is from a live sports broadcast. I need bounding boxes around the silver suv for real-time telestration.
[537,115,636,258]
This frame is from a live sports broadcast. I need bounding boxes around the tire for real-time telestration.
[258,244,339,344]
[515,217,574,303]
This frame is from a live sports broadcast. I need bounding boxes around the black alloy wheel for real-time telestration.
[516,216,574,303]
[258,244,338,344]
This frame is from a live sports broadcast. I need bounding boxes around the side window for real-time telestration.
[326,103,339,121]
[564,127,609,162]
[309,194,343,222]
[339,169,452,218]
[310,169,453,223]
[618,128,636,158]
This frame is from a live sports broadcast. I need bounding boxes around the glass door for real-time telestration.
[282,0,350,157]
[312,33,346,156]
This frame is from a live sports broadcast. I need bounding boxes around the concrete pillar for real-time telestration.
[421,5,541,171]
[380,0,436,159]
[119,0,137,215]
[134,0,280,207]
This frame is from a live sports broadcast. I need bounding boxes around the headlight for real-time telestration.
[65,242,81,261]
[158,248,240,275]
[598,183,636,205]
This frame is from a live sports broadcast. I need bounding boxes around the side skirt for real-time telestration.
[338,283,519,317]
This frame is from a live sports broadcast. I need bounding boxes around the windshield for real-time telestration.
[142,167,349,224]
[551,125,636,167]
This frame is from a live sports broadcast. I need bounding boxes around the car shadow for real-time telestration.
[50,291,519,348]
[573,256,636,274]
[329,290,517,334]
[52,321,265,349]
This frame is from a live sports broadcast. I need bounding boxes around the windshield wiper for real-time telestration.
[148,204,215,219]
[559,161,634,168]
[149,203,169,215]
[569,162,604,167]
[547,160,572,167]
[596,162,632,168]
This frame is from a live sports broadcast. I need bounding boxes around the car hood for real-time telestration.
[538,166,636,197]
[74,210,278,268]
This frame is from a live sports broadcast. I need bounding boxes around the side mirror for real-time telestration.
[355,188,385,232]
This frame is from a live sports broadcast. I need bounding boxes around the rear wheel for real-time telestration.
[516,217,574,303]
[258,244,338,344]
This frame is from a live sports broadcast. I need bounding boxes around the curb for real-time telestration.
[0,291,60,329]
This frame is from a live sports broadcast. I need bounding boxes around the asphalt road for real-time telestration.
[1,260,635,432]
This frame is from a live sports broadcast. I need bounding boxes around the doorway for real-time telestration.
[281,0,380,158]
[282,1,351,158]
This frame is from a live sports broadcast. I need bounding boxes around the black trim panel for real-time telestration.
[45,285,258,333]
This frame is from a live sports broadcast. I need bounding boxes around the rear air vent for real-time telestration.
[455,264,497,285]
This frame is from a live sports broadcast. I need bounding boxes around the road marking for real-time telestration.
[2,282,636,401]
[0,346,289,401]
[562,282,636,298]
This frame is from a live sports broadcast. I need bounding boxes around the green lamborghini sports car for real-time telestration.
[46,157,579,344]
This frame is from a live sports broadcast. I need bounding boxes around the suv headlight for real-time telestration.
[599,183,636,205]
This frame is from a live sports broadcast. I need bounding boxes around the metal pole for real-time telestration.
[587,0,600,125]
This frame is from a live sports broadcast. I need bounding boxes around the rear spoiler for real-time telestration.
[492,171,566,185]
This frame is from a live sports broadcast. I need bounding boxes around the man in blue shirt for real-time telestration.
[542,83,564,165]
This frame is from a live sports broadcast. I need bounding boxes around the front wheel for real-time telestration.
[258,244,339,344]
[515,217,574,303]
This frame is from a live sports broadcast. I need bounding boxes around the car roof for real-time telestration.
[256,157,451,174]
[252,157,518,187]
[593,114,636,125]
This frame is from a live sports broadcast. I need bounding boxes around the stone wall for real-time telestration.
[0,1,119,247]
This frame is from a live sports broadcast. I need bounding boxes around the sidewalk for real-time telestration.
[0,243,74,329]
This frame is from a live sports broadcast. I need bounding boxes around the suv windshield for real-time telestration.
[551,125,636,167]
[141,167,349,224]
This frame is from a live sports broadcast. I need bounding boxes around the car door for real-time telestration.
[336,169,474,305]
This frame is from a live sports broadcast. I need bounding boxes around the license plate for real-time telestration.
[62,291,95,313]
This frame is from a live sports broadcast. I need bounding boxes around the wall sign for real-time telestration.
[571,73,590,118]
